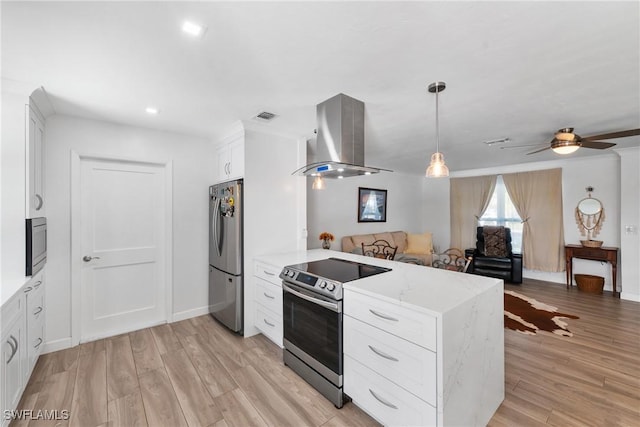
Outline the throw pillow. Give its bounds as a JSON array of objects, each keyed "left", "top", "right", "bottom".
[
  {"left": 483, "top": 226, "right": 508, "bottom": 257},
  {"left": 404, "top": 232, "right": 433, "bottom": 255}
]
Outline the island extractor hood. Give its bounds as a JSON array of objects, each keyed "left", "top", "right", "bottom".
[{"left": 293, "top": 93, "right": 391, "bottom": 178}]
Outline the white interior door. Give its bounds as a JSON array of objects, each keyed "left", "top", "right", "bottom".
[{"left": 79, "top": 158, "right": 166, "bottom": 341}]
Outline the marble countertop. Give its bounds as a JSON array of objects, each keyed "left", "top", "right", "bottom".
[{"left": 254, "top": 249, "right": 502, "bottom": 316}]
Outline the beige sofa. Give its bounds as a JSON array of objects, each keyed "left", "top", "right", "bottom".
[{"left": 341, "top": 231, "right": 433, "bottom": 266}]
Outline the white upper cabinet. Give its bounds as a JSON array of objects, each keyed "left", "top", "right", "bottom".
[
  {"left": 26, "top": 104, "right": 46, "bottom": 218},
  {"left": 216, "top": 137, "right": 244, "bottom": 182}
]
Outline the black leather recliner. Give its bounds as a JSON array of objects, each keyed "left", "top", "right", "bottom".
[{"left": 465, "top": 226, "right": 523, "bottom": 284}]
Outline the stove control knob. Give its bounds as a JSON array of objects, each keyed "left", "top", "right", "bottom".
[
  {"left": 326, "top": 283, "right": 336, "bottom": 292},
  {"left": 282, "top": 269, "right": 289, "bottom": 277},
  {"left": 287, "top": 270, "right": 295, "bottom": 278},
  {"left": 319, "top": 281, "right": 327, "bottom": 289}
]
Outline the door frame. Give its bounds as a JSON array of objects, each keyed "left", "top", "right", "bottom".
[{"left": 70, "top": 150, "right": 173, "bottom": 346}]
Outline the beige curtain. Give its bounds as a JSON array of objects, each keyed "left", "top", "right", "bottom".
[
  {"left": 503, "top": 168, "right": 565, "bottom": 272},
  {"left": 450, "top": 175, "right": 497, "bottom": 250}
]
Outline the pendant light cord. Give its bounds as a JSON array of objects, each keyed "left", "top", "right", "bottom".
[{"left": 435, "top": 87, "right": 440, "bottom": 153}]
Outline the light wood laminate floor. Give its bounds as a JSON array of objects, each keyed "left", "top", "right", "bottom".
[{"left": 12, "top": 279, "right": 640, "bottom": 426}]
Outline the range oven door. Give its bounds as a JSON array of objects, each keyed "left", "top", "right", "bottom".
[{"left": 282, "top": 281, "right": 343, "bottom": 386}]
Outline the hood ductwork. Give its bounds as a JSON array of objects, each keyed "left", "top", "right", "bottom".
[{"left": 293, "top": 93, "right": 391, "bottom": 178}]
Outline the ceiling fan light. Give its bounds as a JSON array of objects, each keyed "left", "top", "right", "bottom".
[
  {"left": 551, "top": 143, "right": 580, "bottom": 154},
  {"left": 426, "top": 152, "right": 449, "bottom": 177}
]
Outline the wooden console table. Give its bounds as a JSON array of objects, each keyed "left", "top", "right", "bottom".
[{"left": 565, "top": 244, "right": 619, "bottom": 297}]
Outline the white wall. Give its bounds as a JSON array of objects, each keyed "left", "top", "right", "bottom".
[
  {"left": 45, "top": 114, "right": 213, "bottom": 350},
  {"left": 307, "top": 172, "right": 428, "bottom": 250},
  {"left": 421, "top": 177, "right": 450, "bottom": 253},
  {"left": 616, "top": 147, "right": 640, "bottom": 302}
]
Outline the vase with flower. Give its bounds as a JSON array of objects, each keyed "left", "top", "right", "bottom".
[{"left": 319, "top": 232, "right": 334, "bottom": 249}]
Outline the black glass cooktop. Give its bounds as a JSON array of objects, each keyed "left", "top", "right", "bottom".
[{"left": 287, "top": 257, "right": 391, "bottom": 283}]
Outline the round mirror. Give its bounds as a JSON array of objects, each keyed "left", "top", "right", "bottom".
[
  {"left": 577, "top": 197, "right": 602, "bottom": 215},
  {"left": 575, "top": 196, "right": 605, "bottom": 241}
]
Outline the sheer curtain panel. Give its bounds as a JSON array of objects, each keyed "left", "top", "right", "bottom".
[{"left": 450, "top": 175, "right": 497, "bottom": 250}]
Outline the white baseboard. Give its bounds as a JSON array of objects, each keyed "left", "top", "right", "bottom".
[
  {"left": 620, "top": 292, "right": 640, "bottom": 302},
  {"left": 172, "top": 306, "right": 210, "bottom": 322},
  {"left": 43, "top": 337, "right": 73, "bottom": 354}
]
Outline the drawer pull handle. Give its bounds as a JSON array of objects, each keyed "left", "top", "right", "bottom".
[
  {"left": 34, "top": 338, "right": 43, "bottom": 349},
  {"left": 35, "top": 194, "right": 43, "bottom": 210},
  {"left": 369, "top": 389, "right": 398, "bottom": 409},
  {"left": 369, "top": 309, "right": 398, "bottom": 322},
  {"left": 33, "top": 280, "right": 42, "bottom": 289},
  {"left": 6, "top": 336, "right": 18, "bottom": 364},
  {"left": 368, "top": 345, "right": 399, "bottom": 362},
  {"left": 263, "top": 292, "right": 275, "bottom": 299},
  {"left": 33, "top": 307, "right": 43, "bottom": 315},
  {"left": 24, "top": 286, "right": 34, "bottom": 294},
  {"left": 263, "top": 319, "right": 275, "bottom": 327},
  {"left": 263, "top": 270, "right": 275, "bottom": 276}
]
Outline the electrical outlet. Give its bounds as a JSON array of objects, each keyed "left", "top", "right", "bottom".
[{"left": 624, "top": 225, "right": 637, "bottom": 234}]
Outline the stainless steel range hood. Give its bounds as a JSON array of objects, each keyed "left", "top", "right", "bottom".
[{"left": 293, "top": 93, "right": 391, "bottom": 178}]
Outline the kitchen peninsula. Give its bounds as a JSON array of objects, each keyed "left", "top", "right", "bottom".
[{"left": 252, "top": 249, "right": 504, "bottom": 426}]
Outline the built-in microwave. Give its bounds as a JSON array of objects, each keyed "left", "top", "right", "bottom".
[{"left": 26, "top": 217, "right": 47, "bottom": 276}]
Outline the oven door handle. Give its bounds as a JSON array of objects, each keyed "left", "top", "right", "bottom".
[{"left": 282, "top": 283, "right": 340, "bottom": 313}]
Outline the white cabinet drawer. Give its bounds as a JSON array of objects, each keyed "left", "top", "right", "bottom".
[
  {"left": 344, "top": 315, "right": 437, "bottom": 405},
  {"left": 345, "top": 356, "right": 436, "bottom": 427},
  {"left": 255, "top": 306, "right": 282, "bottom": 347},
  {"left": 344, "top": 289, "right": 437, "bottom": 351},
  {"left": 254, "top": 278, "right": 282, "bottom": 313},
  {"left": 254, "top": 262, "right": 281, "bottom": 285}
]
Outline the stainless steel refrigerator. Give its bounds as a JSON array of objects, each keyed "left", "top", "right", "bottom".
[{"left": 209, "top": 179, "right": 243, "bottom": 333}]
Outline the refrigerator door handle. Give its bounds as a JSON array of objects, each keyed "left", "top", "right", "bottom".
[{"left": 213, "top": 197, "right": 222, "bottom": 257}]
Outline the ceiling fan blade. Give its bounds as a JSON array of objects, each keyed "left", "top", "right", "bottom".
[
  {"left": 582, "top": 128, "right": 640, "bottom": 141},
  {"left": 526, "top": 146, "right": 552, "bottom": 155},
  {"left": 499, "top": 144, "right": 543, "bottom": 149},
  {"left": 580, "top": 140, "right": 617, "bottom": 149}
]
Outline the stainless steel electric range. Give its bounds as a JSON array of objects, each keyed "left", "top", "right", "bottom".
[{"left": 279, "top": 257, "right": 392, "bottom": 408}]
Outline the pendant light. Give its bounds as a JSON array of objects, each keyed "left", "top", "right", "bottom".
[
  {"left": 311, "top": 175, "right": 325, "bottom": 190},
  {"left": 426, "top": 81, "right": 450, "bottom": 178}
]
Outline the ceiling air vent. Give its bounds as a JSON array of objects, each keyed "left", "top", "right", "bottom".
[{"left": 254, "top": 111, "right": 277, "bottom": 122}]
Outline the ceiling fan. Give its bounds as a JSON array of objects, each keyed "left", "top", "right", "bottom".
[{"left": 526, "top": 127, "right": 640, "bottom": 155}]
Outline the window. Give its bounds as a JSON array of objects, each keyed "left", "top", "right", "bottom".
[{"left": 479, "top": 175, "right": 522, "bottom": 253}]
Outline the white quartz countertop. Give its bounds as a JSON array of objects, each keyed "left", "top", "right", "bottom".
[{"left": 254, "top": 249, "right": 502, "bottom": 316}]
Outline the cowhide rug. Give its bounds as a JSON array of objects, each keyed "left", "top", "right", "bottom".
[{"left": 504, "top": 290, "right": 579, "bottom": 336}]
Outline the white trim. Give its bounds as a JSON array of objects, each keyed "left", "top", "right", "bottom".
[
  {"left": 42, "top": 337, "right": 73, "bottom": 354},
  {"left": 70, "top": 150, "right": 173, "bottom": 346},
  {"left": 172, "top": 306, "right": 210, "bottom": 323},
  {"left": 450, "top": 152, "right": 617, "bottom": 178},
  {"left": 620, "top": 292, "right": 640, "bottom": 302},
  {"left": 165, "top": 161, "right": 174, "bottom": 323}
]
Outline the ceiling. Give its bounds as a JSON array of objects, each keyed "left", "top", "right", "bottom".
[{"left": 3, "top": 1, "right": 639, "bottom": 175}]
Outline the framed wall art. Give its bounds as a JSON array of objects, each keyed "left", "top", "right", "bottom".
[{"left": 358, "top": 187, "right": 387, "bottom": 223}]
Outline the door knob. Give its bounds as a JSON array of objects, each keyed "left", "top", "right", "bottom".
[{"left": 83, "top": 255, "right": 101, "bottom": 262}]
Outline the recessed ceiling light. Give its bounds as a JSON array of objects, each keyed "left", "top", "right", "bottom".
[
  {"left": 145, "top": 107, "right": 159, "bottom": 115},
  {"left": 182, "top": 21, "right": 206, "bottom": 37}
]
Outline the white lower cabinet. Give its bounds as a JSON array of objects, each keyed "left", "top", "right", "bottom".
[
  {"left": 1, "top": 270, "right": 46, "bottom": 427},
  {"left": 1, "top": 293, "right": 25, "bottom": 427},
  {"left": 253, "top": 261, "right": 283, "bottom": 347},
  {"left": 344, "top": 289, "right": 438, "bottom": 426},
  {"left": 25, "top": 278, "right": 45, "bottom": 377}
]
